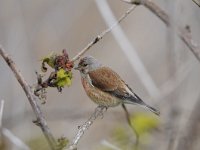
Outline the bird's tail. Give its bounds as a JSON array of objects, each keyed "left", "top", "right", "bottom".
[
  {"left": 126, "top": 93, "right": 160, "bottom": 116},
  {"left": 141, "top": 103, "right": 160, "bottom": 116}
]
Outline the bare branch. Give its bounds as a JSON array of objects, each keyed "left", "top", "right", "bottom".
[
  {"left": 71, "top": 5, "right": 137, "bottom": 62},
  {"left": 192, "top": 0, "right": 200, "bottom": 7},
  {"left": 0, "top": 47, "right": 56, "bottom": 150},
  {"left": 179, "top": 26, "right": 200, "bottom": 62},
  {"left": 101, "top": 140, "right": 122, "bottom": 150},
  {"left": 0, "top": 100, "right": 31, "bottom": 150},
  {"left": 176, "top": 95, "right": 200, "bottom": 150},
  {"left": 120, "top": 0, "right": 200, "bottom": 63},
  {"left": 2, "top": 128, "right": 31, "bottom": 150},
  {"left": 0, "top": 100, "right": 4, "bottom": 128},
  {"left": 0, "top": 100, "right": 5, "bottom": 146},
  {"left": 67, "top": 106, "right": 107, "bottom": 150}
]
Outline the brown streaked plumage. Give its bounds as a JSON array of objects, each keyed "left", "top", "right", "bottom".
[
  {"left": 89, "top": 67, "right": 123, "bottom": 91},
  {"left": 75, "top": 56, "right": 160, "bottom": 115}
]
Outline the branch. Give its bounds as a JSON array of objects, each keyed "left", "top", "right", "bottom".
[
  {"left": 0, "top": 100, "right": 5, "bottom": 146},
  {"left": 0, "top": 100, "right": 31, "bottom": 150},
  {"left": 176, "top": 95, "right": 200, "bottom": 150},
  {"left": 2, "top": 128, "right": 31, "bottom": 150},
  {"left": 101, "top": 140, "right": 122, "bottom": 150},
  {"left": 120, "top": 0, "right": 200, "bottom": 63},
  {"left": 193, "top": 0, "right": 200, "bottom": 7},
  {"left": 71, "top": 5, "right": 137, "bottom": 62},
  {"left": 67, "top": 106, "right": 107, "bottom": 150},
  {"left": 121, "top": 104, "right": 139, "bottom": 147},
  {"left": 0, "top": 100, "right": 4, "bottom": 128},
  {"left": 179, "top": 25, "right": 200, "bottom": 62},
  {"left": 0, "top": 47, "right": 57, "bottom": 150}
]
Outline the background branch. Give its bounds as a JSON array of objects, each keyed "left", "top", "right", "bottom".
[
  {"left": 0, "top": 100, "right": 31, "bottom": 150},
  {"left": 192, "top": 0, "right": 200, "bottom": 7},
  {"left": 121, "top": 0, "right": 200, "bottom": 63},
  {"left": 0, "top": 100, "right": 5, "bottom": 146},
  {"left": 101, "top": 140, "right": 122, "bottom": 150},
  {"left": 0, "top": 100, "right": 4, "bottom": 128},
  {"left": 0, "top": 47, "right": 56, "bottom": 150},
  {"left": 176, "top": 95, "right": 200, "bottom": 150},
  {"left": 2, "top": 128, "right": 31, "bottom": 150}
]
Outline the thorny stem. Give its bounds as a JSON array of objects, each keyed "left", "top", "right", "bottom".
[
  {"left": 0, "top": 47, "right": 57, "bottom": 150},
  {"left": 67, "top": 106, "right": 107, "bottom": 150},
  {"left": 122, "top": 104, "right": 139, "bottom": 148},
  {"left": 71, "top": 5, "right": 137, "bottom": 62}
]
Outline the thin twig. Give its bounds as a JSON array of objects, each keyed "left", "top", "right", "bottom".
[
  {"left": 71, "top": 5, "right": 137, "bottom": 62},
  {"left": 192, "top": 0, "right": 200, "bottom": 7},
  {"left": 0, "top": 47, "right": 57, "bottom": 150},
  {"left": 120, "top": 0, "right": 200, "bottom": 63},
  {"left": 67, "top": 106, "right": 107, "bottom": 150},
  {"left": 179, "top": 26, "right": 200, "bottom": 62},
  {"left": 121, "top": 104, "right": 139, "bottom": 148}
]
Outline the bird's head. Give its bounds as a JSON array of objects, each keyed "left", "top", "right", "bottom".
[{"left": 74, "top": 56, "right": 102, "bottom": 74}]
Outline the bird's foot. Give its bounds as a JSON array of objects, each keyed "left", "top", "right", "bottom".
[{"left": 95, "top": 106, "right": 108, "bottom": 119}]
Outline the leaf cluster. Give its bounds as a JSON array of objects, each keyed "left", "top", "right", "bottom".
[{"left": 34, "top": 50, "right": 74, "bottom": 103}]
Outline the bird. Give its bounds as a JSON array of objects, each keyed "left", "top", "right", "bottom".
[{"left": 75, "top": 56, "right": 160, "bottom": 115}]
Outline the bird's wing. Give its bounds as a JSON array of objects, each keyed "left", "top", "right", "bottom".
[
  {"left": 88, "top": 67, "right": 132, "bottom": 99},
  {"left": 88, "top": 67, "right": 120, "bottom": 91}
]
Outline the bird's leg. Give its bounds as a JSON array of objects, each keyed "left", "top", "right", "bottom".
[{"left": 94, "top": 106, "right": 108, "bottom": 119}]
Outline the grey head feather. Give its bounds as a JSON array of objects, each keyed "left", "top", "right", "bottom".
[{"left": 78, "top": 56, "right": 102, "bottom": 72}]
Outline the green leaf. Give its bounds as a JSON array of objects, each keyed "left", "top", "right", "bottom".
[
  {"left": 27, "top": 136, "right": 49, "bottom": 150},
  {"left": 130, "top": 112, "right": 159, "bottom": 136},
  {"left": 112, "top": 127, "right": 130, "bottom": 149},
  {"left": 55, "top": 69, "right": 72, "bottom": 87},
  {"left": 41, "top": 52, "right": 57, "bottom": 72}
]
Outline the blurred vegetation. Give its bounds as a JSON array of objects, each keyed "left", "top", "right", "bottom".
[
  {"left": 27, "top": 136, "right": 69, "bottom": 150},
  {"left": 27, "top": 136, "right": 50, "bottom": 150},
  {"left": 98, "top": 112, "right": 160, "bottom": 150},
  {"left": 25, "top": 112, "right": 159, "bottom": 150},
  {"left": 56, "top": 136, "right": 69, "bottom": 150}
]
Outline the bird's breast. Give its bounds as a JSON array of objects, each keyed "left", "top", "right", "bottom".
[{"left": 81, "top": 77, "right": 121, "bottom": 107}]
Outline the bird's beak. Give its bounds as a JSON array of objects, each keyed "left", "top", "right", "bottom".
[{"left": 74, "top": 65, "right": 81, "bottom": 70}]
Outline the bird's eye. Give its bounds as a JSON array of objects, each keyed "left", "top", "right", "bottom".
[{"left": 82, "top": 63, "right": 88, "bottom": 67}]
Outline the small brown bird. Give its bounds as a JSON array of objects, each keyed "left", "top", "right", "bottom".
[{"left": 75, "top": 56, "right": 160, "bottom": 115}]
